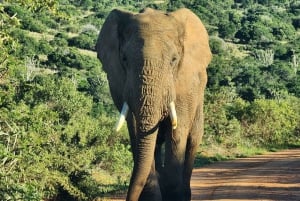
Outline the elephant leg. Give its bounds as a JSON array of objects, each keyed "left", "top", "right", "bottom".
[
  {"left": 162, "top": 124, "right": 189, "bottom": 201},
  {"left": 183, "top": 106, "right": 203, "bottom": 201},
  {"left": 155, "top": 140, "right": 164, "bottom": 175},
  {"left": 155, "top": 123, "right": 167, "bottom": 174},
  {"left": 139, "top": 161, "right": 162, "bottom": 201}
]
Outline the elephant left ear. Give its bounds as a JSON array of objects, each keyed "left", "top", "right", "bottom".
[{"left": 170, "top": 8, "right": 212, "bottom": 71}]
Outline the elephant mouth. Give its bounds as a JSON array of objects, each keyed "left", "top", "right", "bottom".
[{"left": 115, "top": 101, "right": 177, "bottom": 132}]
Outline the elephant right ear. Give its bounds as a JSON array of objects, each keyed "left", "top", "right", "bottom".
[
  {"left": 170, "top": 8, "right": 212, "bottom": 72},
  {"left": 96, "top": 9, "right": 133, "bottom": 110}
]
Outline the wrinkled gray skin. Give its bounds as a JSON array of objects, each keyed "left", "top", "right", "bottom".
[{"left": 96, "top": 8, "right": 212, "bottom": 201}]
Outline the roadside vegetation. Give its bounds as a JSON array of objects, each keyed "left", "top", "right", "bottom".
[{"left": 1, "top": 0, "right": 299, "bottom": 200}]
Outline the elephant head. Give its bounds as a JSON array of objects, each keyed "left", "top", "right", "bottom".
[{"left": 96, "top": 8, "right": 211, "bottom": 201}]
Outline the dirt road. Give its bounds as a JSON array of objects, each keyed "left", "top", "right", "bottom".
[
  {"left": 106, "top": 149, "right": 300, "bottom": 201},
  {"left": 191, "top": 149, "right": 300, "bottom": 201}
]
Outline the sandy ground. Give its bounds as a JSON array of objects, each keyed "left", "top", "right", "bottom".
[{"left": 105, "top": 149, "right": 300, "bottom": 201}]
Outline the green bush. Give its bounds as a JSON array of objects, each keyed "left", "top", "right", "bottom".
[
  {"left": 37, "top": 12, "right": 58, "bottom": 29},
  {"left": 204, "top": 87, "right": 243, "bottom": 148},
  {"left": 10, "top": 29, "right": 40, "bottom": 58},
  {"left": 209, "top": 36, "right": 227, "bottom": 55},
  {"left": 46, "top": 47, "right": 100, "bottom": 71},
  {"left": 235, "top": 97, "right": 300, "bottom": 146},
  {"left": 204, "top": 87, "right": 300, "bottom": 148},
  {"left": 21, "top": 15, "right": 47, "bottom": 33},
  {"left": 0, "top": 75, "right": 132, "bottom": 200},
  {"left": 49, "top": 36, "right": 69, "bottom": 47},
  {"left": 68, "top": 32, "right": 97, "bottom": 50},
  {"left": 38, "top": 38, "right": 53, "bottom": 55},
  {"left": 218, "top": 20, "right": 238, "bottom": 39}
]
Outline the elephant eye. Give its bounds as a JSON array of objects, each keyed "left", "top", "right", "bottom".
[{"left": 170, "top": 56, "right": 178, "bottom": 67}]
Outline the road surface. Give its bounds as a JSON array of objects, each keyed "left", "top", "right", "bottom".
[{"left": 106, "top": 149, "right": 300, "bottom": 201}]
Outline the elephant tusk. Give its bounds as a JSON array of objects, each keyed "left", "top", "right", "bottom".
[
  {"left": 169, "top": 101, "right": 177, "bottom": 130},
  {"left": 115, "top": 102, "right": 129, "bottom": 132}
]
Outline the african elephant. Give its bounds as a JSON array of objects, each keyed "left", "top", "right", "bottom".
[{"left": 96, "top": 8, "right": 212, "bottom": 201}]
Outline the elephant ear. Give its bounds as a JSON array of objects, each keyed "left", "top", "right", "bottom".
[
  {"left": 170, "top": 8, "right": 212, "bottom": 72},
  {"left": 96, "top": 9, "right": 133, "bottom": 110}
]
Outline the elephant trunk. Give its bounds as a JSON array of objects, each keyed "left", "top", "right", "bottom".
[
  {"left": 126, "top": 93, "right": 160, "bottom": 201},
  {"left": 124, "top": 61, "right": 177, "bottom": 200},
  {"left": 126, "top": 129, "right": 158, "bottom": 201},
  {"left": 137, "top": 86, "right": 161, "bottom": 133},
  {"left": 136, "top": 61, "right": 172, "bottom": 132}
]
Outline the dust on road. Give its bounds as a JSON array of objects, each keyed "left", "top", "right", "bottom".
[{"left": 105, "top": 149, "right": 300, "bottom": 201}]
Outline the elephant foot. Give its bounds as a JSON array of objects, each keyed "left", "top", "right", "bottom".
[
  {"left": 139, "top": 171, "right": 162, "bottom": 201},
  {"left": 139, "top": 192, "right": 161, "bottom": 201}
]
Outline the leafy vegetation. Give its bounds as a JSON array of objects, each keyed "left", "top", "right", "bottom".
[{"left": 1, "top": 0, "right": 299, "bottom": 200}]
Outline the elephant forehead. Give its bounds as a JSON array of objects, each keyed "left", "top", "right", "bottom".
[{"left": 133, "top": 13, "right": 179, "bottom": 34}]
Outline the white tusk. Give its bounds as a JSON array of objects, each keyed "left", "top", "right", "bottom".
[
  {"left": 115, "top": 102, "right": 129, "bottom": 132},
  {"left": 169, "top": 101, "right": 177, "bottom": 130}
]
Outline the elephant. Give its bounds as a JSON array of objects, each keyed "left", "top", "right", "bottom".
[{"left": 96, "top": 7, "right": 212, "bottom": 201}]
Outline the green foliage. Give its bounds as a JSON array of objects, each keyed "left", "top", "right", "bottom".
[
  {"left": 46, "top": 47, "right": 100, "bottom": 71},
  {"left": 0, "top": 4, "right": 20, "bottom": 72},
  {"left": 204, "top": 87, "right": 243, "bottom": 148},
  {"left": 204, "top": 87, "right": 300, "bottom": 151},
  {"left": 236, "top": 97, "right": 300, "bottom": 146},
  {"left": 5, "top": 0, "right": 57, "bottom": 12},
  {"left": 0, "top": 74, "right": 131, "bottom": 200},
  {"left": 68, "top": 32, "right": 98, "bottom": 50},
  {"left": 209, "top": 36, "right": 227, "bottom": 55}
]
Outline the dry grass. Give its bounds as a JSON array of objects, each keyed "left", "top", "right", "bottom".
[
  {"left": 78, "top": 48, "right": 97, "bottom": 58},
  {"left": 227, "top": 42, "right": 249, "bottom": 58},
  {"left": 28, "top": 31, "right": 54, "bottom": 41}
]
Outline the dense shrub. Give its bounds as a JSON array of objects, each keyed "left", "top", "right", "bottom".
[
  {"left": 68, "top": 32, "right": 97, "bottom": 50},
  {"left": 240, "top": 98, "right": 300, "bottom": 146},
  {"left": 20, "top": 14, "right": 47, "bottom": 33},
  {"left": 0, "top": 75, "right": 131, "bottom": 200},
  {"left": 38, "top": 38, "right": 53, "bottom": 55},
  {"left": 209, "top": 36, "right": 227, "bottom": 55},
  {"left": 10, "top": 29, "right": 40, "bottom": 58},
  {"left": 204, "top": 87, "right": 243, "bottom": 148},
  {"left": 205, "top": 87, "right": 300, "bottom": 148},
  {"left": 46, "top": 47, "right": 99, "bottom": 71},
  {"left": 37, "top": 12, "right": 58, "bottom": 29},
  {"left": 50, "top": 35, "right": 69, "bottom": 47}
]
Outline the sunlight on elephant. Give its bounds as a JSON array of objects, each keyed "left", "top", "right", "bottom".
[{"left": 96, "top": 7, "right": 212, "bottom": 201}]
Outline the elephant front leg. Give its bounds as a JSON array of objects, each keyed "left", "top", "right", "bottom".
[
  {"left": 155, "top": 122, "right": 167, "bottom": 175},
  {"left": 162, "top": 125, "right": 189, "bottom": 201},
  {"left": 183, "top": 105, "right": 204, "bottom": 201},
  {"left": 182, "top": 133, "right": 201, "bottom": 201},
  {"left": 139, "top": 161, "right": 162, "bottom": 201}
]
